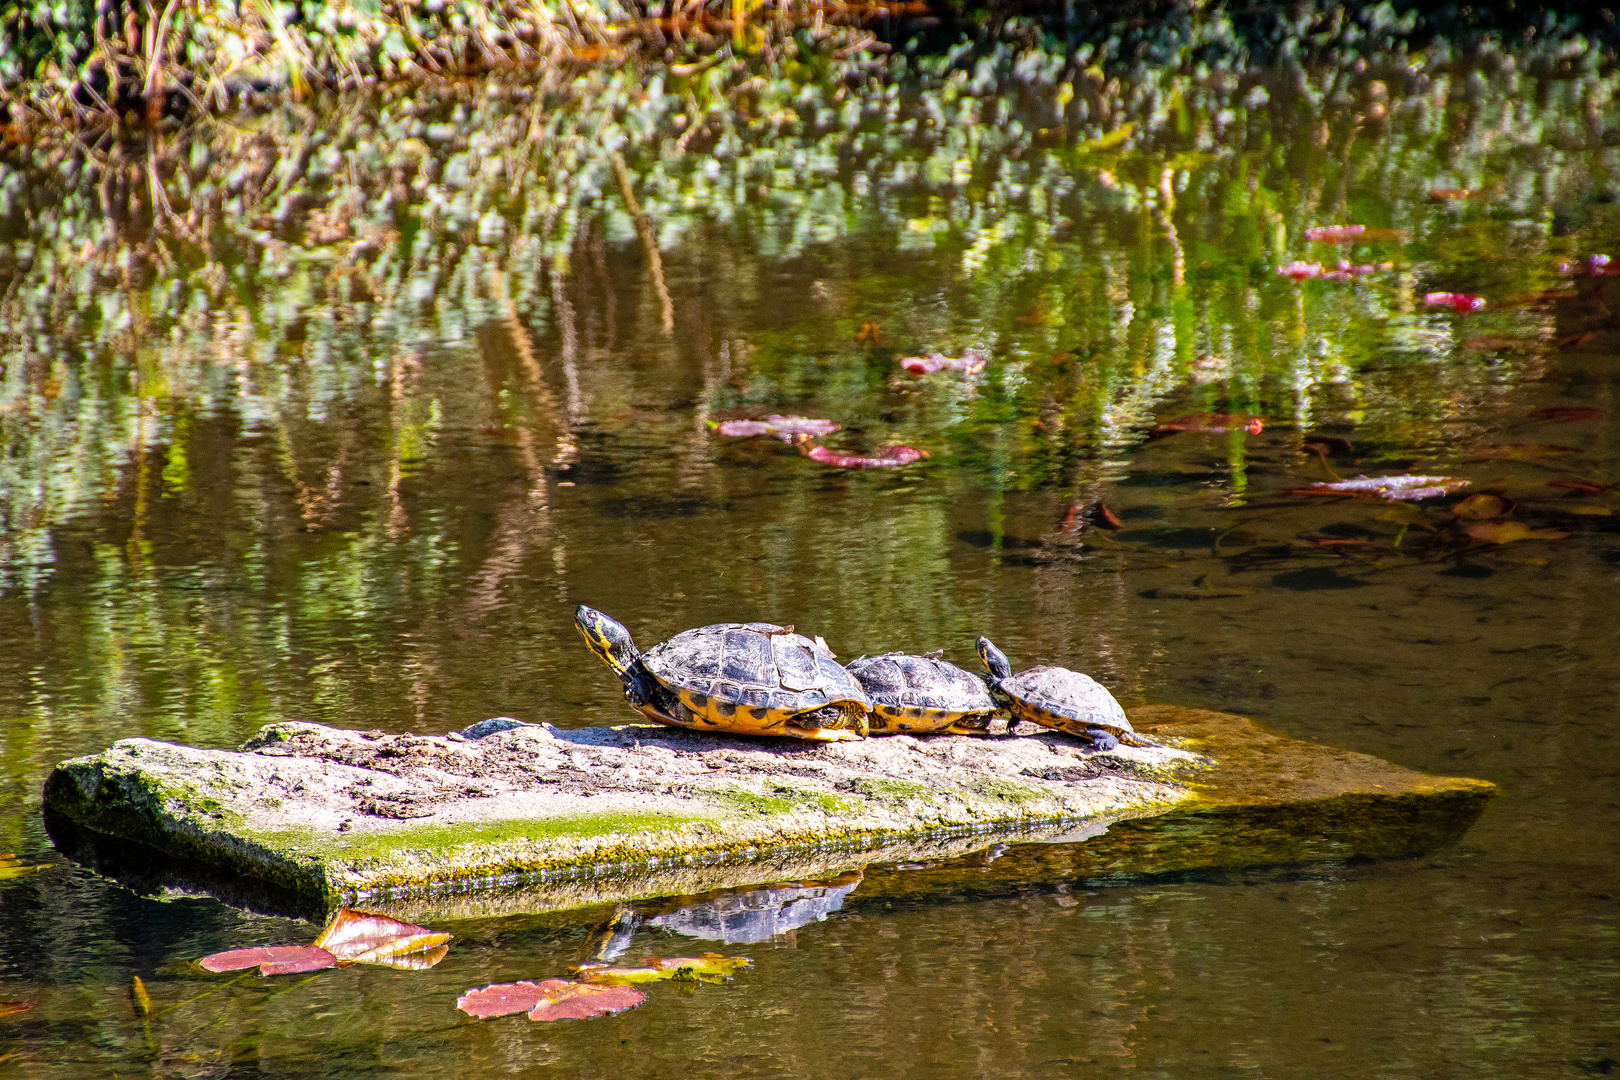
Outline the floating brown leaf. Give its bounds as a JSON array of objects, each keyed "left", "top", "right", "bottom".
[
  {"left": 312, "top": 908, "right": 452, "bottom": 968},
  {"left": 1452, "top": 494, "right": 1514, "bottom": 520},
  {"left": 1467, "top": 522, "right": 1570, "bottom": 544},
  {"left": 198, "top": 945, "right": 338, "bottom": 976},
  {"left": 1468, "top": 444, "right": 1582, "bottom": 460},
  {"left": 0, "top": 1002, "right": 33, "bottom": 1020},
  {"left": 1548, "top": 479, "right": 1605, "bottom": 494},
  {"left": 574, "top": 954, "right": 752, "bottom": 985},
  {"left": 1529, "top": 407, "right": 1605, "bottom": 422}
]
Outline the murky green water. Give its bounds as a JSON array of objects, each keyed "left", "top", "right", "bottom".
[{"left": 2, "top": 43, "right": 1620, "bottom": 1076}]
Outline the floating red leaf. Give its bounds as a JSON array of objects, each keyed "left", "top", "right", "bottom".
[
  {"left": 1548, "top": 479, "right": 1605, "bottom": 494},
  {"left": 1275, "top": 261, "right": 1322, "bottom": 280},
  {"left": 528, "top": 980, "right": 646, "bottom": 1021},
  {"left": 1284, "top": 474, "right": 1468, "bottom": 500},
  {"left": 312, "top": 908, "right": 452, "bottom": 968},
  {"left": 458, "top": 980, "right": 548, "bottom": 1019},
  {"left": 1529, "top": 407, "right": 1605, "bottom": 422},
  {"left": 199, "top": 945, "right": 338, "bottom": 976},
  {"left": 1424, "top": 292, "right": 1486, "bottom": 312},
  {"left": 805, "top": 446, "right": 925, "bottom": 469},
  {"left": 1155, "top": 413, "right": 1264, "bottom": 434},
  {"left": 1468, "top": 444, "right": 1582, "bottom": 460}
]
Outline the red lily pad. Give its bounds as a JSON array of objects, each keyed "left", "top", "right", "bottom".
[
  {"left": 312, "top": 908, "right": 452, "bottom": 969},
  {"left": 805, "top": 446, "right": 925, "bottom": 469},
  {"left": 1424, "top": 292, "right": 1486, "bottom": 312},
  {"left": 1529, "top": 407, "right": 1605, "bottom": 422},
  {"left": 1467, "top": 444, "right": 1582, "bottom": 460},
  {"left": 1548, "top": 479, "right": 1605, "bottom": 494},
  {"left": 199, "top": 945, "right": 338, "bottom": 976},
  {"left": 1284, "top": 474, "right": 1469, "bottom": 501},
  {"left": 1467, "top": 522, "right": 1570, "bottom": 544},
  {"left": 1155, "top": 414, "right": 1264, "bottom": 434}
]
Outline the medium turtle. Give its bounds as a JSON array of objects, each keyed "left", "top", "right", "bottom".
[
  {"left": 575, "top": 606, "right": 870, "bottom": 741},
  {"left": 845, "top": 651, "right": 996, "bottom": 735},
  {"left": 976, "top": 636, "right": 1159, "bottom": 751}
]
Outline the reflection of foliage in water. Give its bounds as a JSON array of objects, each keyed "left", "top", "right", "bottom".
[{"left": 0, "top": 44, "right": 1617, "bottom": 755}]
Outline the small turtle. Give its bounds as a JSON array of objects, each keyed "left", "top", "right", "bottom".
[
  {"left": 845, "top": 651, "right": 996, "bottom": 735},
  {"left": 976, "top": 636, "right": 1158, "bottom": 751},
  {"left": 576, "top": 606, "right": 870, "bottom": 741}
]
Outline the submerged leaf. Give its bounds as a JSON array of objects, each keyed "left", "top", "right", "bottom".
[
  {"left": 1468, "top": 444, "right": 1582, "bottom": 460},
  {"left": 0, "top": 854, "right": 50, "bottom": 880},
  {"left": 199, "top": 945, "right": 337, "bottom": 975},
  {"left": 1452, "top": 494, "right": 1514, "bottom": 520},
  {"left": 131, "top": 976, "right": 152, "bottom": 1016},
  {"left": 805, "top": 445, "right": 924, "bottom": 469},
  {"left": 0, "top": 1002, "right": 33, "bottom": 1020},
  {"left": 1467, "top": 522, "right": 1570, "bottom": 544},
  {"left": 313, "top": 908, "right": 452, "bottom": 967},
  {"left": 575, "top": 954, "right": 752, "bottom": 985},
  {"left": 1548, "top": 479, "right": 1605, "bottom": 494},
  {"left": 1528, "top": 407, "right": 1605, "bottom": 422},
  {"left": 1285, "top": 474, "right": 1469, "bottom": 500},
  {"left": 1154, "top": 413, "right": 1264, "bottom": 434},
  {"left": 528, "top": 980, "right": 645, "bottom": 1021}
]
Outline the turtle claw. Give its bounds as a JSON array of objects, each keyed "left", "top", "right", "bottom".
[{"left": 1084, "top": 726, "right": 1121, "bottom": 752}]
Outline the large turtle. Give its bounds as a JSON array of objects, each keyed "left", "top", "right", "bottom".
[
  {"left": 845, "top": 651, "right": 996, "bottom": 735},
  {"left": 575, "top": 606, "right": 870, "bottom": 741},
  {"left": 976, "top": 636, "right": 1159, "bottom": 751}
]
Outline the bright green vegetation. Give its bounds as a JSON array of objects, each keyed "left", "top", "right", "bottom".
[
  {"left": 852, "top": 779, "right": 934, "bottom": 802},
  {"left": 248, "top": 809, "right": 710, "bottom": 861}
]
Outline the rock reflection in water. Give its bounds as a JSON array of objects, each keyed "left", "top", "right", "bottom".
[{"left": 644, "top": 873, "right": 863, "bottom": 946}]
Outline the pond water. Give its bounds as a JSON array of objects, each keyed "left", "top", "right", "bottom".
[{"left": 2, "top": 41, "right": 1619, "bottom": 1077}]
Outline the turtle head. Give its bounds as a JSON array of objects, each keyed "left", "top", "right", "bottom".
[
  {"left": 976, "top": 636, "right": 1012, "bottom": 682},
  {"left": 575, "top": 606, "right": 641, "bottom": 683}
]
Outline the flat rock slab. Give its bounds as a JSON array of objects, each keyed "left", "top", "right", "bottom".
[{"left": 42, "top": 707, "right": 1493, "bottom": 920}]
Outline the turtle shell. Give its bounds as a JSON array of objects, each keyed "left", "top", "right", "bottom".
[
  {"left": 846, "top": 653, "right": 995, "bottom": 735},
  {"left": 996, "top": 665, "right": 1134, "bottom": 740},
  {"left": 642, "top": 622, "right": 870, "bottom": 741}
]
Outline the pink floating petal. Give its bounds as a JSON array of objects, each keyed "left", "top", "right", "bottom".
[
  {"left": 199, "top": 945, "right": 338, "bottom": 976},
  {"left": 898, "top": 353, "right": 984, "bottom": 375},
  {"left": 1304, "top": 225, "right": 1366, "bottom": 242},
  {"left": 806, "top": 445, "right": 924, "bottom": 469},
  {"left": 1275, "top": 261, "right": 1322, "bottom": 280},
  {"left": 1424, "top": 292, "right": 1486, "bottom": 312}
]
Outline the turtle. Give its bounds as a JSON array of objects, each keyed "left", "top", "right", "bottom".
[
  {"left": 575, "top": 606, "right": 870, "bottom": 741},
  {"left": 845, "top": 651, "right": 996, "bottom": 735},
  {"left": 975, "top": 636, "right": 1159, "bottom": 751}
]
